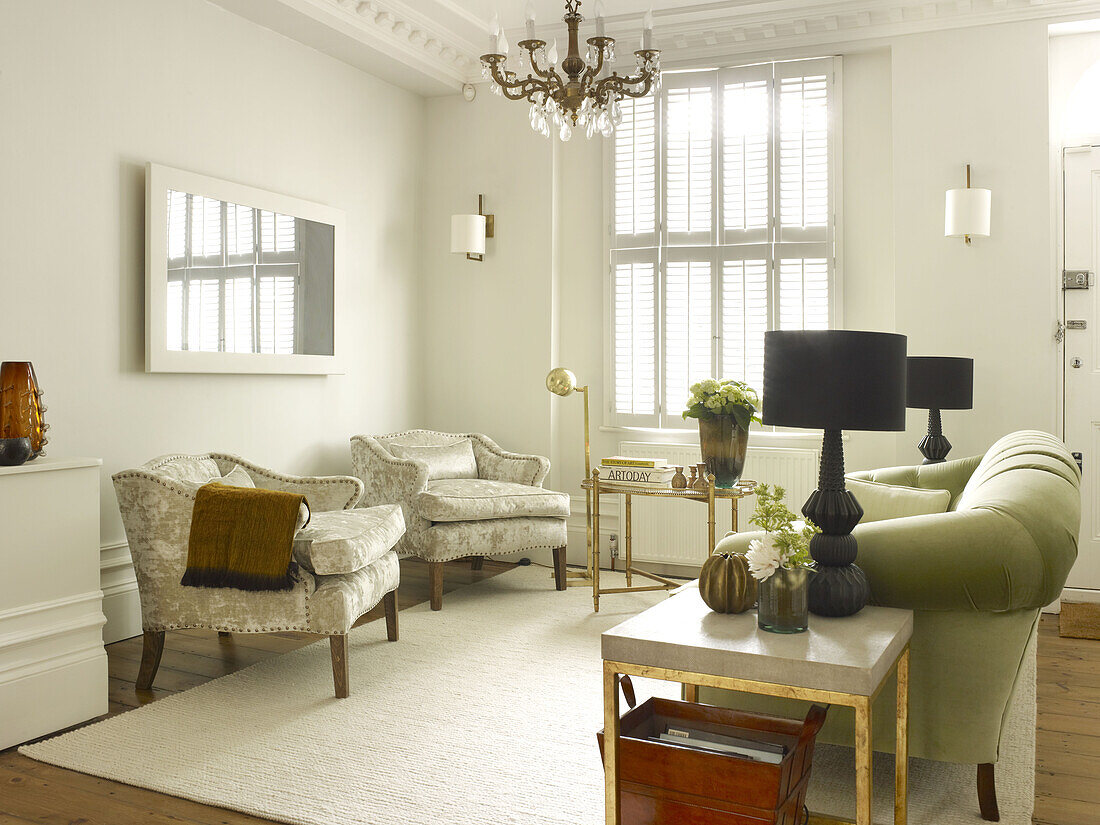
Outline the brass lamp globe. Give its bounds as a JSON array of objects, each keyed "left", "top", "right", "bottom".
[{"left": 546, "top": 367, "right": 579, "bottom": 397}]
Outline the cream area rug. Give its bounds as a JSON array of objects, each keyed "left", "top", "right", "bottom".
[{"left": 22, "top": 566, "right": 1034, "bottom": 825}]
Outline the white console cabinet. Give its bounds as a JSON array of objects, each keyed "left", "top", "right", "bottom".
[{"left": 0, "top": 457, "right": 107, "bottom": 749}]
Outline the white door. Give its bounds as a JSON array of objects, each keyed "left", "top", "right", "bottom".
[{"left": 1063, "top": 146, "right": 1100, "bottom": 591}]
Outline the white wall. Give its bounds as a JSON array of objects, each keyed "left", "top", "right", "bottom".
[
  {"left": 0, "top": 0, "right": 424, "bottom": 635},
  {"left": 891, "top": 22, "right": 1057, "bottom": 458}
]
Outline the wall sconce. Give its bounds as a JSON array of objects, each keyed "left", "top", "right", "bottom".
[
  {"left": 450, "top": 195, "right": 495, "bottom": 262},
  {"left": 945, "top": 164, "right": 991, "bottom": 246}
]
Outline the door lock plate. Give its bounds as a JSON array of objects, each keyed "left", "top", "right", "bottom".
[
  {"left": 1068, "top": 320, "right": 1088, "bottom": 330},
  {"left": 1064, "top": 270, "right": 1093, "bottom": 289}
]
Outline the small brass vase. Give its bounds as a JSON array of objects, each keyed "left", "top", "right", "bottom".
[
  {"left": 757, "top": 566, "right": 812, "bottom": 634},
  {"left": 698, "top": 415, "right": 749, "bottom": 488}
]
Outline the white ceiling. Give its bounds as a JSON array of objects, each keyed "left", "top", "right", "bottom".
[{"left": 211, "top": 0, "right": 1100, "bottom": 95}]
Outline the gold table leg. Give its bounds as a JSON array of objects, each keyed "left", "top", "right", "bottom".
[
  {"left": 592, "top": 471, "right": 601, "bottom": 613},
  {"left": 603, "top": 662, "right": 620, "bottom": 825},
  {"left": 625, "top": 493, "right": 632, "bottom": 588},
  {"left": 732, "top": 496, "right": 738, "bottom": 534},
  {"left": 896, "top": 647, "right": 910, "bottom": 825},
  {"left": 855, "top": 695, "right": 873, "bottom": 825},
  {"left": 707, "top": 475, "right": 716, "bottom": 553},
  {"left": 683, "top": 683, "right": 698, "bottom": 702}
]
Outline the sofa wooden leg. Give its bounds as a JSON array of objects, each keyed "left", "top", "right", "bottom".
[
  {"left": 977, "top": 763, "right": 999, "bottom": 821},
  {"left": 136, "top": 630, "right": 165, "bottom": 691},
  {"left": 471, "top": 555, "right": 484, "bottom": 571},
  {"left": 429, "top": 561, "right": 443, "bottom": 611},
  {"left": 552, "top": 546, "right": 567, "bottom": 591},
  {"left": 330, "top": 635, "right": 349, "bottom": 698},
  {"left": 384, "top": 589, "right": 399, "bottom": 641}
]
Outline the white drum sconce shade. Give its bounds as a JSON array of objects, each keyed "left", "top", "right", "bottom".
[
  {"left": 450, "top": 194, "right": 495, "bottom": 262},
  {"left": 945, "top": 164, "right": 991, "bottom": 245}
]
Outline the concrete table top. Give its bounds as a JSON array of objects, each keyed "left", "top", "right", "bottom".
[{"left": 602, "top": 588, "right": 913, "bottom": 696}]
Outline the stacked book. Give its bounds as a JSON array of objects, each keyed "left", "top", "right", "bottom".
[
  {"left": 653, "top": 726, "right": 787, "bottom": 764},
  {"left": 599, "top": 456, "right": 675, "bottom": 487}
]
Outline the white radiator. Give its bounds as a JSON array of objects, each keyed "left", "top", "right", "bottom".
[{"left": 616, "top": 440, "right": 820, "bottom": 568}]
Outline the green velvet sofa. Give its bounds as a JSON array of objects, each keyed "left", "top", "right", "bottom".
[{"left": 705, "top": 430, "right": 1080, "bottom": 821}]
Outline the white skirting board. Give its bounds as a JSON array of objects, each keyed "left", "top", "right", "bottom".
[
  {"left": 0, "top": 591, "right": 108, "bottom": 750},
  {"left": 100, "top": 542, "right": 142, "bottom": 643}
]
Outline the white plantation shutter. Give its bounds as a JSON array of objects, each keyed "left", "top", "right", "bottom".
[
  {"left": 608, "top": 58, "right": 836, "bottom": 428},
  {"left": 663, "top": 256, "right": 713, "bottom": 425},
  {"left": 612, "top": 95, "right": 657, "bottom": 246},
  {"left": 165, "top": 192, "right": 301, "bottom": 355},
  {"left": 611, "top": 253, "right": 658, "bottom": 419},
  {"left": 187, "top": 278, "right": 220, "bottom": 352},
  {"left": 664, "top": 75, "right": 715, "bottom": 243},
  {"left": 777, "top": 60, "right": 830, "bottom": 241},
  {"left": 720, "top": 253, "right": 770, "bottom": 395},
  {"left": 720, "top": 64, "right": 771, "bottom": 244},
  {"left": 261, "top": 211, "right": 297, "bottom": 256},
  {"left": 224, "top": 275, "right": 254, "bottom": 353},
  {"left": 778, "top": 256, "right": 830, "bottom": 330},
  {"left": 259, "top": 272, "right": 297, "bottom": 354}
]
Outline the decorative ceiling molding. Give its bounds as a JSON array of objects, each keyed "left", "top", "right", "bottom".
[{"left": 213, "top": 0, "right": 1100, "bottom": 94}]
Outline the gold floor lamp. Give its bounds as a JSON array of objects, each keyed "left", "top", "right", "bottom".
[{"left": 546, "top": 367, "right": 595, "bottom": 584}]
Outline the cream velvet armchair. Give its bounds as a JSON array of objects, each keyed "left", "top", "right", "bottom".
[
  {"left": 350, "top": 430, "right": 570, "bottom": 610},
  {"left": 113, "top": 453, "right": 405, "bottom": 698}
]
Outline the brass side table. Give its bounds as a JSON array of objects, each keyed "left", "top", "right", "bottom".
[
  {"left": 581, "top": 470, "right": 755, "bottom": 612},
  {"left": 601, "top": 590, "right": 913, "bottom": 825}
]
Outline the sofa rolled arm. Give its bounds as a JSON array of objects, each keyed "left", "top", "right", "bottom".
[
  {"left": 715, "top": 506, "right": 1061, "bottom": 613},
  {"left": 210, "top": 453, "right": 362, "bottom": 512},
  {"left": 468, "top": 433, "right": 550, "bottom": 486}
]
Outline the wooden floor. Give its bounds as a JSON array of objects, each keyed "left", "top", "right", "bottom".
[{"left": 1, "top": 558, "right": 1098, "bottom": 825}]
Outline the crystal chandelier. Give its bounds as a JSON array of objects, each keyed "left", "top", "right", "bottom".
[{"left": 480, "top": 0, "right": 661, "bottom": 141}]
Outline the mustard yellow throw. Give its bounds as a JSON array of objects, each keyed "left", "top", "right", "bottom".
[{"left": 182, "top": 483, "right": 308, "bottom": 591}]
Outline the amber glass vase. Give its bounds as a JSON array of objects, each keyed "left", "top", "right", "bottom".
[
  {"left": 0, "top": 362, "right": 47, "bottom": 459},
  {"left": 698, "top": 415, "right": 749, "bottom": 488}
]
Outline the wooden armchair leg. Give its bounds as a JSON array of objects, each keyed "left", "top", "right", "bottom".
[
  {"left": 384, "top": 589, "right": 399, "bottom": 641},
  {"left": 429, "top": 561, "right": 443, "bottom": 611},
  {"left": 471, "top": 556, "right": 484, "bottom": 571},
  {"left": 136, "top": 630, "right": 165, "bottom": 690},
  {"left": 977, "top": 763, "right": 999, "bottom": 821},
  {"left": 330, "top": 634, "right": 349, "bottom": 699},
  {"left": 552, "top": 546, "right": 567, "bottom": 591}
]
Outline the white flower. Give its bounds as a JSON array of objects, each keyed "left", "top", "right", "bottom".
[{"left": 746, "top": 534, "right": 782, "bottom": 581}]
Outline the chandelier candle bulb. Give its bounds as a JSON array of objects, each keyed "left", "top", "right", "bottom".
[
  {"left": 595, "top": 0, "right": 605, "bottom": 36},
  {"left": 642, "top": 9, "right": 653, "bottom": 49},
  {"left": 525, "top": 1, "right": 536, "bottom": 40}
]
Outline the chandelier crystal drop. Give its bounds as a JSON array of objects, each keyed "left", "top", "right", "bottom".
[{"left": 481, "top": 0, "right": 660, "bottom": 141}]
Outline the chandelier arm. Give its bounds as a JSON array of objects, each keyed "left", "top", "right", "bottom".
[
  {"left": 595, "top": 71, "right": 655, "bottom": 100},
  {"left": 520, "top": 41, "right": 556, "bottom": 81},
  {"left": 486, "top": 59, "right": 541, "bottom": 100}
]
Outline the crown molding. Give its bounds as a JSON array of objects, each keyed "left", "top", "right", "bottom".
[{"left": 214, "top": 0, "right": 1100, "bottom": 93}]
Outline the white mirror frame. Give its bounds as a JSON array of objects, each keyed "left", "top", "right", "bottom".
[{"left": 145, "top": 162, "right": 346, "bottom": 375}]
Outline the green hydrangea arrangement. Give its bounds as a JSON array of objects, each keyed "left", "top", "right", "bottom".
[
  {"left": 745, "top": 483, "right": 818, "bottom": 580},
  {"left": 682, "top": 378, "right": 762, "bottom": 431}
]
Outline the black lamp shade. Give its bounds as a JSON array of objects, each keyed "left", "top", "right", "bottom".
[
  {"left": 762, "top": 330, "right": 908, "bottom": 431},
  {"left": 906, "top": 356, "right": 973, "bottom": 410}
]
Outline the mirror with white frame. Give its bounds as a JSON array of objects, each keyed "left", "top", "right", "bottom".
[{"left": 145, "top": 163, "right": 345, "bottom": 374}]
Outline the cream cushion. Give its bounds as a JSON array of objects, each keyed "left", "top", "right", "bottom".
[
  {"left": 845, "top": 477, "right": 952, "bottom": 523},
  {"left": 388, "top": 440, "right": 478, "bottom": 480},
  {"left": 293, "top": 504, "right": 406, "bottom": 575},
  {"left": 417, "top": 479, "right": 570, "bottom": 523}
]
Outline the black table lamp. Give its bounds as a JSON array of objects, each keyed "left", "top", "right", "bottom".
[
  {"left": 906, "top": 356, "right": 974, "bottom": 464},
  {"left": 763, "top": 330, "right": 908, "bottom": 617}
]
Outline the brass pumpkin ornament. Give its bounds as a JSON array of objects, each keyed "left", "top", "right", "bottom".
[{"left": 699, "top": 552, "right": 757, "bottom": 614}]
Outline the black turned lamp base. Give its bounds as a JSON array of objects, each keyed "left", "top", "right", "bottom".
[
  {"left": 803, "top": 430, "right": 869, "bottom": 617},
  {"left": 918, "top": 408, "right": 951, "bottom": 464}
]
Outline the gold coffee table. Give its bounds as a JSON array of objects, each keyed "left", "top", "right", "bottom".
[{"left": 581, "top": 470, "right": 755, "bottom": 612}]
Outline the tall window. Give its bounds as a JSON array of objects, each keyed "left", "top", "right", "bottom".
[
  {"left": 609, "top": 58, "right": 837, "bottom": 428},
  {"left": 166, "top": 190, "right": 300, "bottom": 355}
]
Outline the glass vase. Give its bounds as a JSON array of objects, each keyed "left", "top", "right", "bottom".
[
  {"left": 757, "top": 566, "right": 812, "bottom": 634},
  {"left": 698, "top": 415, "right": 749, "bottom": 488}
]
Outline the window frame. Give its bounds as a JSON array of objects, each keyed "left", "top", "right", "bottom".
[{"left": 603, "top": 56, "right": 843, "bottom": 431}]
